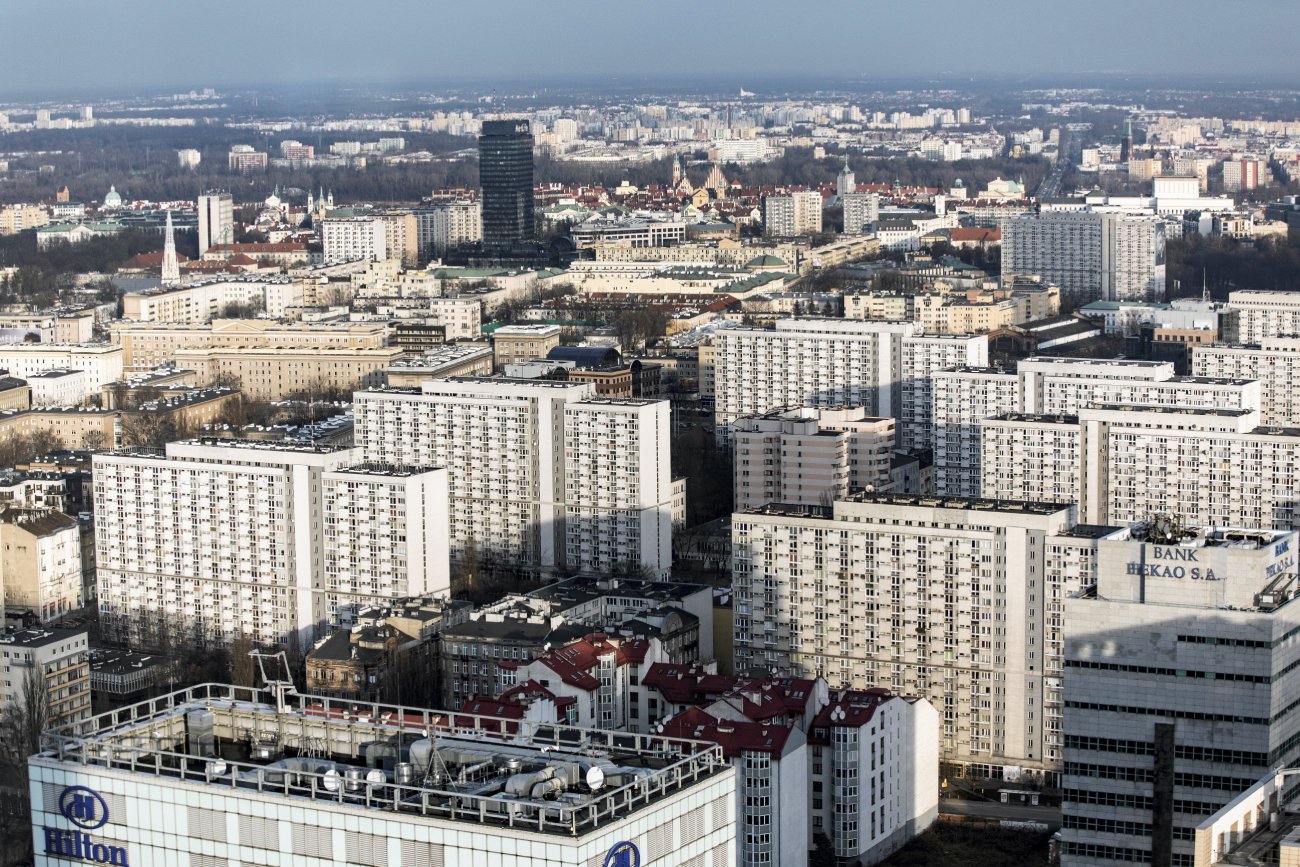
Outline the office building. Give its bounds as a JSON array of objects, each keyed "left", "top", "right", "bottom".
[
  {"left": 353, "top": 378, "right": 674, "bottom": 576},
  {"left": 29, "top": 684, "right": 735, "bottom": 867},
  {"left": 93, "top": 440, "right": 451, "bottom": 647},
  {"left": 109, "top": 318, "right": 392, "bottom": 371},
  {"left": 733, "top": 492, "right": 1095, "bottom": 780},
  {"left": 122, "top": 276, "right": 305, "bottom": 323},
  {"left": 1061, "top": 522, "right": 1300, "bottom": 867},
  {"left": 1002, "top": 211, "right": 1166, "bottom": 305},
  {"left": 197, "top": 191, "right": 234, "bottom": 255},
  {"left": 764, "top": 190, "right": 823, "bottom": 237},
  {"left": 732, "top": 407, "right": 896, "bottom": 510},
  {"left": 479, "top": 119, "right": 535, "bottom": 252}
]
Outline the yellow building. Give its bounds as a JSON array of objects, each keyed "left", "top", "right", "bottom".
[
  {"left": 491, "top": 324, "right": 562, "bottom": 368},
  {"left": 175, "top": 345, "right": 407, "bottom": 400},
  {"left": 111, "top": 318, "right": 391, "bottom": 370}
]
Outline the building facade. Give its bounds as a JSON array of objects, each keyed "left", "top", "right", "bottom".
[{"left": 479, "top": 119, "right": 535, "bottom": 253}]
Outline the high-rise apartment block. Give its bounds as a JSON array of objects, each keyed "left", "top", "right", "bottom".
[
  {"left": 93, "top": 440, "right": 450, "bottom": 647},
  {"left": 1002, "top": 210, "right": 1166, "bottom": 305},
  {"left": 320, "top": 216, "right": 387, "bottom": 262},
  {"left": 733, "top": 493, "right": 1095, "bottom": 780},
  {"left": 479, "top": 119, "right": 535, "bottom": 253},
  {"left": 712, "top": 318, "right": 988, "bottom": 444},
  {"left": 197, "top": 190, "right": 234, "bottom": 255},
  {"left": 763, "top": 190, "right": 823, "bottom": 237},
  {"left": 1061, "top": 523, "right": 1300, "bottom": 867},
  {"left": 1192, "top": 337, "right": 1300, "bottom": 426},
  {"left": 353, "top": 378, "right": 673, "bottom": 577},
  {"left": 226, "top": 144, "right": 268, "bottom": 173},
  {"left": 842, "top": 191, "right": 880, "bottom": 234},
  {"left": 932, "top": 358, "right": 1259, "bottom": 498},
  {"left": 732, "top": 407, "right": 895, "bottom": 511},
  {"left": 176, "top": 148, "right": 201, "bottom": 169},
  {"left": 1226, "top": 290, "right": 1300, "bottom": 343},
  {"left": 980, "top": 413, "right": 1082, "bottom": 505}
]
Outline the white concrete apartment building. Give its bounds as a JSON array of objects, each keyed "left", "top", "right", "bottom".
[
  {"left": 427, "top": 296, "right": 482, "bottom": 340},
  {"left": 320, "top": 465, "right": 451, "bottom": 628},
  {"left": 26, "top": 369, "right": 88, "bottom": 407},
  {"left": 712, "top": 318, "right": 985, "bottom": 441},
  {"left": 933, "top": 358, "right": 1260, "bottom": 499},
  {"left": 1060, "top": 524, "right": 1300, "bottom": 867},
  {"left": 353, "top": 378, "right": 674, "bottom": 577},
  {"left": 93, "top": 439, "right": 450, "bottom": 647},
  {"left": 842, "top": 191, "right": 881, "bottom": 234},
  {"left": 197, "top": 190, "right": 233, "bottom": 255},
  {"left": 1074, "top": 404, "right": 1300, "bottom": 533},
  {"left": 0, "top": 624, "right": 89, "bottom": 731},
  {"left": 321, "top": 216, "right": 387, "bottom": 262},
  {"left": 899, "top": 333, "right": 989, "bottom": 450},
  {"left": 1227, "top": 290, "right": 1300, "bottom": 343},
  {"left": 561, "top": 398, "right": 674, "bottom": 577},
  {"left": 932, "top": 367, "right": 1022, "bottom": 497},
  {"left": 732, "top": 492, "right": 1091, "bottom": 780},
  {"left": 1002, "top": 210, "right": 1166, "bottom": 305},
  {"left": 1193, "top": 337, "right": 1300, "bottom": 427},
  {"left": 427, "top": 201, "right": 482, "bottom": 253},
  {"left": 764, "top": 190, "right": 823, "bottom": 237},
  {"left": 732, "top": 407, "right": 896, "bottom": 511},
  {"left": 980, "top": 413, "right": 1082, "bottom": 505},
  {"left": 0, "top": 343, "right": 123, "bottom": 393}
]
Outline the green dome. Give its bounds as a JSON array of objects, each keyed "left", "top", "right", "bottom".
[{"left": 746, "top": 254, "right": 786, "bottom": 267}]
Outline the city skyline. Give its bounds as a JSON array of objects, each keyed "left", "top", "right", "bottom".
[{"left": 2, "top": 0, "right": 1300, "bottom": 98}]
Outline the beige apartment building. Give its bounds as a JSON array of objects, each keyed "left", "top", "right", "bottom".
[
  {"left": 176, "top": 345, "right": 406, "bottom": 399},
  {"left": 111, "top": 318, "right": 391, "bottom": 370},
  {"left": 491, "top": 324, "right": 562, "bottom": 368},
  {"left": 0, "top": 508, "right": 82, "bottom": 621},
  {"left": 732, "top": 406, "right": 896, "bottom": 510}
]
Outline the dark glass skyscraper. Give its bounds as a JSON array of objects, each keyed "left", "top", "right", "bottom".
[{"left": 479, "top": 119, "right": 535, "bottom": 253}]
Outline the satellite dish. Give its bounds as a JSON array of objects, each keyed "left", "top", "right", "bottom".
[
  {"left": 322, "top": 770, "right": 341, "bottom": 792},
  {"left": 585, "top": 766, "right": 606, "bottom": 791}
]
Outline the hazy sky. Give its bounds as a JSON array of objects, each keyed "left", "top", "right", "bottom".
[{"left": 2, "top": 0, "right": 1298, "bottom": 99}]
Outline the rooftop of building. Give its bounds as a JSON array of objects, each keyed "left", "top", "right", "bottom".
[
  {"left": 0, "top": 623, "right": 86, "bottom": 649},
  {"left": 88, "top": 646, "right": 168, "bottom": 678},
  {"left": 1088, "top": 403, "right": 1257, "bottom": 418},
  {"left": 528, "top": 575, "right": 709, "bottom": 610},
  {"left": 986, "top": 412, "right": 1080, "bottom": 425},
  {"left": 0, "top": 507, "right": 77, "bottom": 535},
  {"left": 387, "top": 344, "right": 493, "bottom": 369},
  {"left": 33, "top": 683, "right": 727, "bottom": 840}
]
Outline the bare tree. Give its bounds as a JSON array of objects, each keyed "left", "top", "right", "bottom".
[{"left": 0, "top": 662, "right": 53, "bottom": 765}]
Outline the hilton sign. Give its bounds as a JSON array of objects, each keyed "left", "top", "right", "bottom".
[{"left": 42, "top": 786, "right": 129, "bottom": 866}]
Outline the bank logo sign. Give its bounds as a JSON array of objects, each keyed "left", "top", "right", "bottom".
[
  {"left": 604, "top": 841, "right": 641, "bottom": 867},
  {"left": 44, "top": 785, "right": 128, "bottom": 865}
]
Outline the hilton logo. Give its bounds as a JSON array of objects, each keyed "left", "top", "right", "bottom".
[
  {"left": 43, "top": 785, "right": 129, "bottom": 866},
  {"left": 603, "top": 841, "right": 640, "bottom": 867}
]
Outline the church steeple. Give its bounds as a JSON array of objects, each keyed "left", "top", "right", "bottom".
[{"left": 160, "top": 209, "right": 180, "bottom": 285}]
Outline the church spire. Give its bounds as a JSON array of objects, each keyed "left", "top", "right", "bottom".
[{"left": 160, "top": 209, "right": 180, "bottom": 285}]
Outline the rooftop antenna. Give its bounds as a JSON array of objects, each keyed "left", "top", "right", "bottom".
[
  {"left": 250, "top": 649, "right": 297, "bottom": 713},
  {"left": 1202, "top": 268, "right": 1209, "bottom": 303}
]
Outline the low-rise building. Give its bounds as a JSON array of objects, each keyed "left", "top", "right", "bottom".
[{"left": 0, "top": 508, "right": 82, "bottom": 622}]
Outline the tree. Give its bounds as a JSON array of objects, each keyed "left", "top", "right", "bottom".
[
  {"left": 809, "top": 833, "right": 837, "bottom": 867},
  {"left": 0, "top": 662, "right": 52, "bottom": 765}
]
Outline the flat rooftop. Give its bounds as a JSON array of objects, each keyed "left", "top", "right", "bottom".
[
  {"left": 35, "top": 684, "right": 726, "bottom": 839},
  {"left": 529, "top": 575, "right": 707, "bottom": 609}
]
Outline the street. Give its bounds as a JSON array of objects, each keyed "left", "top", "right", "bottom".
[{"left": 940, "top": 798, "right": 1062, "bottom": 829}]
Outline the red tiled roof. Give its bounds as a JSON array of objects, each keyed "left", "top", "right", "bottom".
[
  {"left": 658, "top": 706, "right": 793, "bottom": 758},
  {"left": 807, "top": 689, "right": 896, "bottom": 744},
  {"left": 949, "top": 227, "right": 1002, "bottom": 243},
  {"left": 123, "top": 250, "right": 190, "bottom": 269},
  {"left": 642, "top": 663, "right": 739, "bottom": 705},
  {"left": 499, "top": 679, "right": 578, "bottom": 709}
]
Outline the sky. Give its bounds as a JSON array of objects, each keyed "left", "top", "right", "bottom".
[{"left": 1, "top": 0, "right": 1298, "bottom": 99}]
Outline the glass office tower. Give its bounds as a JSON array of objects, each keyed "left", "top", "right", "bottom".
[{"left": 479, "top": 119, "right": 535, "bottom": 252}]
